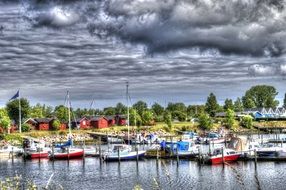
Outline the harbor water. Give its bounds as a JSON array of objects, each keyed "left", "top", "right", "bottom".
[{"left": 0, "top": 157, "right": 286, "bottom": 190}]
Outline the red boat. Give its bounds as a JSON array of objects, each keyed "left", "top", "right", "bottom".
[
  {"left": 209, "top": 148, "right": 241, "bottom": 164},
  {"left": 24, "top": 148, "right": 50, "bottom": 159},
  {"left": 51, "top": 148, "right": 84, "bottom": 160}
]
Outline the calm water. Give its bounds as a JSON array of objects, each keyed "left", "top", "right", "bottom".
[{"left": 0, "top": 157, "right": 285, "bottom": 190}]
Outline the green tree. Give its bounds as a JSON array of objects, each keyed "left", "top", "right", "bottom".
[
  {"left": 6, "top": 98, "right": 30, "bottom": 125},
  {"left": 104, "top": 107, "right": 116, "bottom": 116},
  {"left": 172, "top": 111, "right": 187, "bottom": 121},
  {"left": 30, "top": 103, "right": 44, "bottom": 118},
  {"left": 133, "top": 101, "right": 148, "bottom": 117},
  {"left": 240, "top": 116, "right": 253, "bottom": 129},
  {"left": 198, "top": 112, "right": 212, "bottom": 130},
  {"left": 151, "top": 102, "right": 164, "bottom": 117},
  {"left": 129, "top": 108, "right": 142, "bottom": 126},
  {"left": 54, "top": 105, "right": 68, "bottom": 122},
  {"left": 224, "top": 99, "right": 234, "bottom": 111},
  {"left": 224, "top": 109, "right": 235, "bottom": 129},
  {"left": 242, "top": 85, "right": 279, "bottom": 108},
  {"left": 115, "top": 103, "right": 127, "bottom": 114},
  {"left": 242, "top": 96, "right": 256, "bottom": 109},
  {"left": 0, "top": 108, "right": 11, "bottom": 132},
  {"left": 205, "top": 93, "right": 219, "bottom": 117},
  {"left": 42, "top": 105, "right": 53, "bottom": 118},
  {"left": 234, "top": 98, "right": 244, "bottom": 112},
  {"left": 163, "top": 111, "right": 172, "bottom": 128},
  {"left": 187, "top": 105, "right": 205, "bottom": 117},
  {"left": 51, "top": 119, "right": 61, "bottom": 130},
  {"left": 141, "top": 110, "right": 154, "bottom": 125}
]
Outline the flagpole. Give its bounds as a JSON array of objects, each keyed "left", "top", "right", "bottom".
[{"left": 18, "top": 90, "right": 21, "bottom": 133}]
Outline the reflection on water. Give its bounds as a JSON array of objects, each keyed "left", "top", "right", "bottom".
[{"left": 0, "top": 158, "right": 286, "bottom": 190}]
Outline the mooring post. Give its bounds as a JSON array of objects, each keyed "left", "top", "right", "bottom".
[
  {"left": 176, "top": 147, "right": 179, "bottom": 165},
  {"left": 118, "top": 148, "right": 121, "bottom": 163},
  {"left": 52, "top": 144, "right": 55, "bottom": 161},
  {"left": 99, "top": 136, "right": 102, "bottom": 162},
  {"left": 156, "top": 148, "right": 159, "bottom": 160},
  {"left": 67, "top": 147, "right": 70, "bottom": 161},
  {"left": 170, "top": 137, "right": 173, "bottom": 157},
  {"left": 222, "top": 147, "right": 225, "bottom": 166},
  {"left": 38, "top": 147, "right": 41, "bottom": 162},
  {"left": 136, "top": 146, "right": 139, "bottom": 162},
  {"left": 254, "top": 149, "right": 257, "bottom": 169},
  {"left": 11, "top": 146, "right": 14, "bottom": 160}
]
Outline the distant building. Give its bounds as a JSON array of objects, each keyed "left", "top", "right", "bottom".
[
  {"left": 90, "top": 116, "right": 108, "bottom": 129},
  {"left": 72, "top": 117, "right": 90, "bottom": 129},
  {"left": 106, "top": 116, "right": 116, "bottom": 127},
  {"left": 34, "top": 118, "right": 54, "bottom": 130},
  {"left": 115, "top": 115, "right": 127, "bottom": 126}
]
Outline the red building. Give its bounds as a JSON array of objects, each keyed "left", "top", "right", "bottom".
[
  {"left": 106, "top": 116, "right": 116, "bottom": 127},
  {"left": 34, "top": 118, "right": 53, "bottom": 130},
  {"left": 24, "top": 118, "right": 38, "bottom": 130},
  {"left": 59, "top": 123, "right": 67, "bottom": 130},
  {"left": 115, "top": 115, "right": 127, "bottom": 126},
  {"left": 72, "top": 117, "right": 91, "bottom": 129},
  {"left": 90, "top": 117, "right": 108, "bottom": 129}
]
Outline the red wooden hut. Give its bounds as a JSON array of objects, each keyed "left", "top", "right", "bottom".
[
  {"left": 90, "top": 117, "right": 108, "bottom": 129},
  {"left": 106, "top": 116, "right": 116, "bottom": 127},
  {"left": 115, "top": 115, "right": 127, "bottom": 126},
  {"left": 34, "top": 118, "right": 53, "bottom": 130},
  {"left": 72, "top": 117, "right": 91, "bottom": 129}
]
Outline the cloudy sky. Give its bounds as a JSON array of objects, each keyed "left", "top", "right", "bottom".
[{"left": 0, "top": 0, "right": 286, "bottom": 108}]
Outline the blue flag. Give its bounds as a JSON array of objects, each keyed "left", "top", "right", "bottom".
[{"left": 9, "top": 90, "right": 19, "bottom": 101}]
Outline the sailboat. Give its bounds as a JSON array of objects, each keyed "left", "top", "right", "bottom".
[
  {"left": 50, "top": 91, "right": 84, "bottom": 160},
  {"left": 104, "top": 82, "right": 146, "bottom": 161}
]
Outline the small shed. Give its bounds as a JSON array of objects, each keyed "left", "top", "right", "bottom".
[
  {"left": 106, "top": 116, "right": 116, "bottom": 127},
  {"left": 34, "top": 118, "right": 53, "bottom": 130},
  {"left": 115, "top": 115, "right": 127, "bottom": 126},
  {"left": 72, "top": 117, "right": 91, "bottom": 129},
  {"left": 90, "top": 116, "right": 108, "bottom": 129}
]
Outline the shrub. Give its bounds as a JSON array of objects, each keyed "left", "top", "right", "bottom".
[
  {"left": 21, "top": 124, "right": 31, "bottom": 132},
  {"left": 51, "top": 119, "right": 61, "bottom": 131},
  {"left": 198, "top": 113, "right": 213, "bottom": 130},
  {"left": 240, "top": 116, "right": 253, "bottom": 129}
]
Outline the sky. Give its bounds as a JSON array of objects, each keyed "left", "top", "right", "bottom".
[{"left": 0, "top": 0, "right": 286, "bottom": 108}]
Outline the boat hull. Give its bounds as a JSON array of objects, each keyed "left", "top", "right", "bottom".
[
  {"left": 104, "top": 151, "right": 146, "bottom": 161},
  {"left": 24, "top": 152, "right": 49, "bottom": 159},
  {"left": 51, "top": 149, "right": 84, "bottom": 160},
  {"left": 210, "top": 154, "right": 241, "bottom": 164}
]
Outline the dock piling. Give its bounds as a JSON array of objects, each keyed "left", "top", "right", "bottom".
[
  {"left": 222, "top": 147, "right": 225, "bottom": 166},
  {"left": 254, "top": 149, "right": 257, "bottom": 169},
  {"left": 118, "top": 148, "right": 121, "bottom": 163},
  {"left": 176, "top": 148, "right": 179, "bottom": 165}
]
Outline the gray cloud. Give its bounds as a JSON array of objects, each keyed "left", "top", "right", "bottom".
[
  {"left": 0, "top": 1, "right": 286, "bottom": 108},
  {"left": 17, "top": 0, "right": 286, "bottom": 56}
]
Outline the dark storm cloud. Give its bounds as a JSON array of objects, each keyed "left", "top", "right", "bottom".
[
  {"left": 17, "top": 0, "right": 286, "bottom": 56},
  {"left": 0, "top": 1, "right": 286, "bottom": 108},
  {"left": 87, "top": 0, "right": 286, "bottom": 56}
]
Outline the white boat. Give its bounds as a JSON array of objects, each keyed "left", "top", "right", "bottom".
[
  {"left": 23, "top": 139, "right": 51, "bottom": 159},
  {"left": 84, "top": 146, "right": 100, "bottom": 157},
  {"left": 104, "top": 83, "right": 146, "bottom": 161},
  {"left": 0, "top": 145, "right": 23, "bottom": 159},
  {"left": 103, "top": 144, "right": 146, "bottom": 161}
]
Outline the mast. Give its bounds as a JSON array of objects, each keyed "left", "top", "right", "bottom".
[
  {"left": 67, "top": 91, "right": 71, "bottom": 135},
  {"left": 18, "top": 90, "right": 21, "bottom": 133},
  {"left": 126, "top": 82, "right": 130, "bottom": 145}
]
